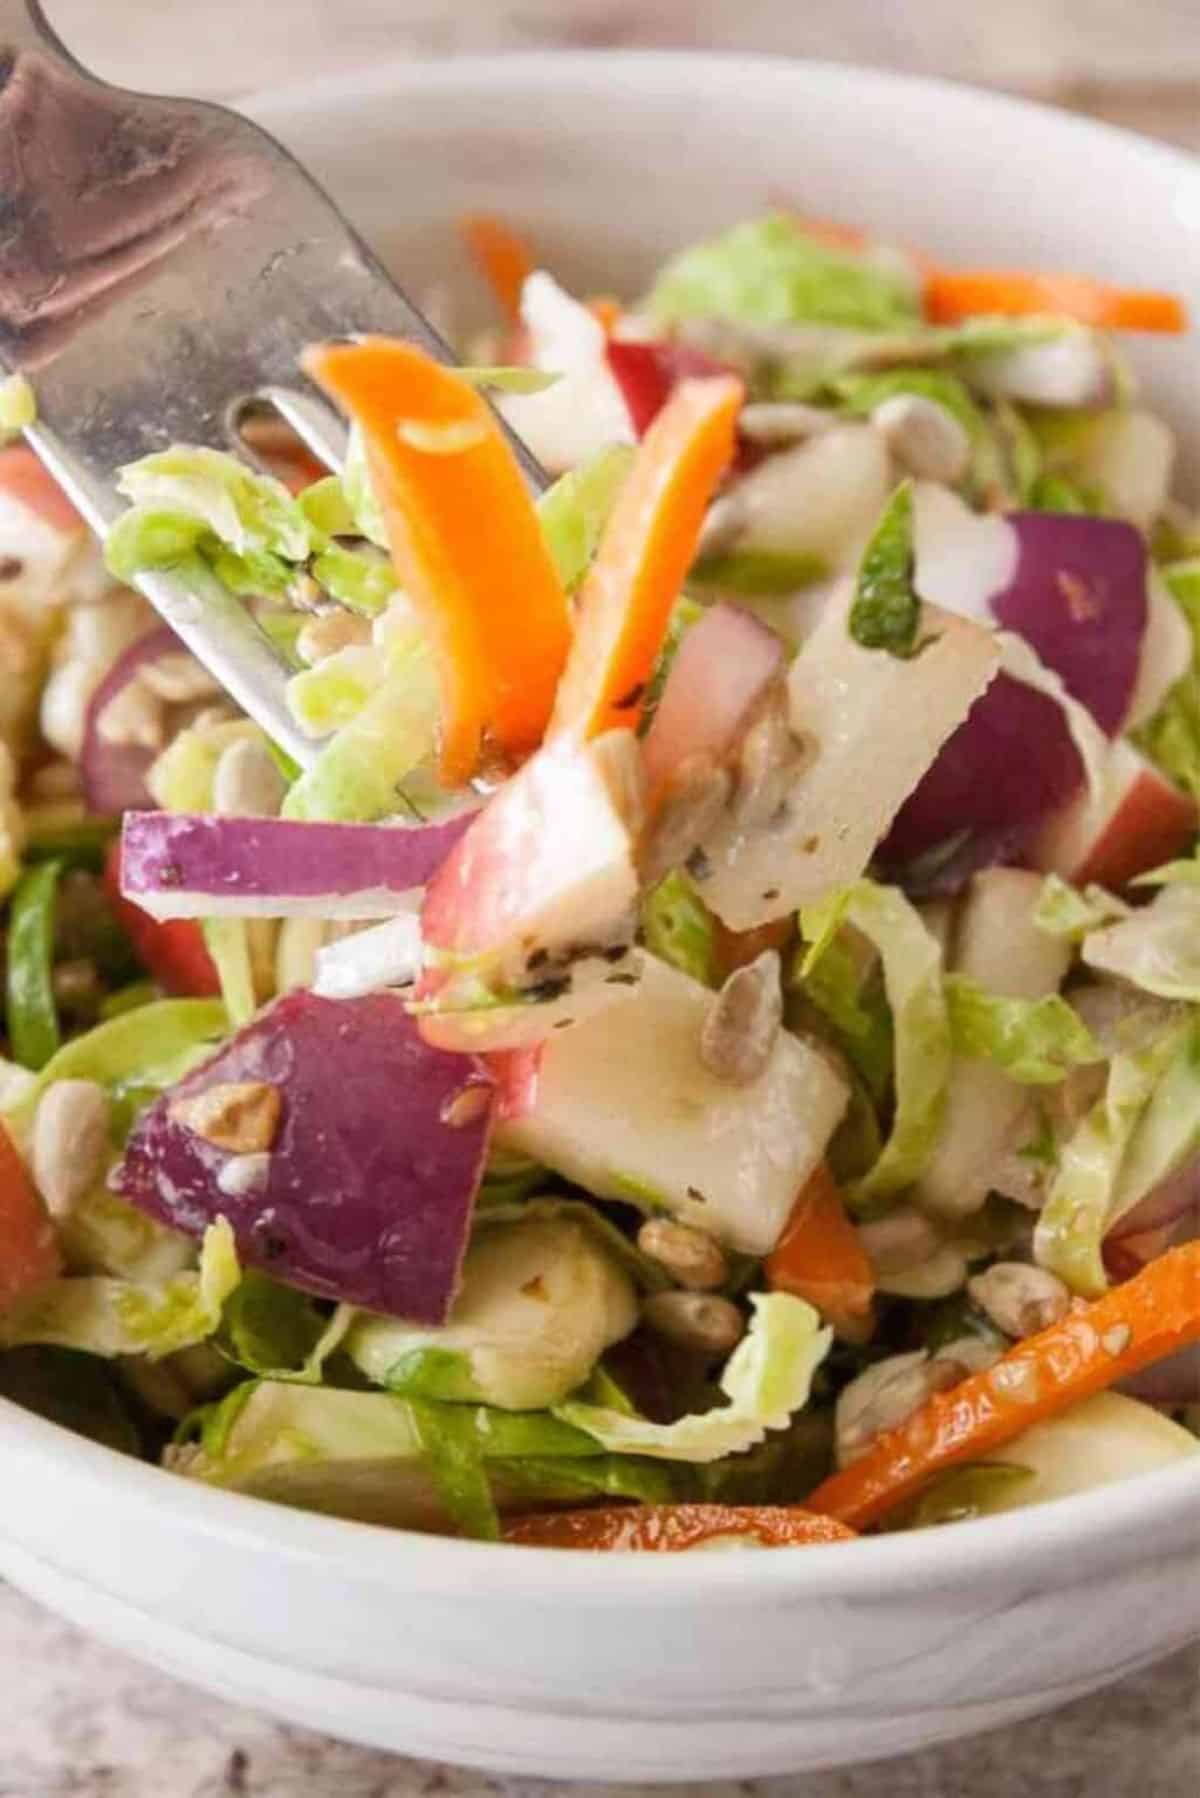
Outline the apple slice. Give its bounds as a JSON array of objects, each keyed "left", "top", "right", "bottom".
[
  {"left": 701, "top": 587, "right": 1000, "bottom": 930},
  {"left": 416, "top": 731, "right": 644, "bottom": 1051},
  {"left": 499, "top": 954, "right": 848, "bottom": 1255},
  {"left": 1125, "top": 571, "right": 1193, "bottom": 731},
  {"left": 918, "top": 869, "right": 1072, "bottom": 1219},
  {"left": 1029, "top": 739, "right": 1197, "bottom": 889}
]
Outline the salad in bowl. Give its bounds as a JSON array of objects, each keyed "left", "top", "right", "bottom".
[{"left": 0, "top": 208, "right": 1197, "bottom": 1554}]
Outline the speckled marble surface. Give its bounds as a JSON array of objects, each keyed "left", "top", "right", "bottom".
[{"left": 5, "top": 4, "right": 1200, "bottom": 1793}]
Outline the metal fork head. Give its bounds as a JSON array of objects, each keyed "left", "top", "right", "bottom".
[{"left": 0, "top": 1, "right": 543, "bottom": 767}]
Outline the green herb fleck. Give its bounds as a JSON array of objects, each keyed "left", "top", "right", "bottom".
[{"left": 848, "top": 481, "right": 919, "bottom": 658}]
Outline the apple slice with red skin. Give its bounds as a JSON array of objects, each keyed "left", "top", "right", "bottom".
[
  {"left": 0, "top": 1122, "right": 60, "bottom": 1311},
  {"left": 1029, "top": 740, "right": 1197, "bottom": 889},
  {"left": 416, "top": 733, "right": 643, "bottom": 1052}
]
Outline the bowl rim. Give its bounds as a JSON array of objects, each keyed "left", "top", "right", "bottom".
[
  {"left": 242, "top": 44, "right": 1200, "bottom": 197},
  {"left": 5, "top": 48, "right": 1200, "bottom": 1604}
]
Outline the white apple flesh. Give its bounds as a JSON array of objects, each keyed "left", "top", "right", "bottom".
[
  {"left": 499, "top": 954, "right": 849, "bottom": 1255},
  {"left": 700, "top": 590, "right": 1000, "bottom": 929},
  {"left": 918, "top": 868, "right": 1072, "bottom": 1219}
]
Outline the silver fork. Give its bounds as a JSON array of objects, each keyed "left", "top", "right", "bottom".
[{"left": 0, "top": 0, "right": 545, "bottom": 768}]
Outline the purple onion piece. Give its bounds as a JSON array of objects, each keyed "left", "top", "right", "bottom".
[
  {"left": 121, "top": 807, "right": 476, "bottom": 919},
  {"left": 881, "top": 674, "right": 1084, "bottom": 864},
  {"left": 995, "top": 513, "right": 1148, "bottom": 734},
  {"left": 113, "top": 990, "right": 495, "bottom": 1322}
]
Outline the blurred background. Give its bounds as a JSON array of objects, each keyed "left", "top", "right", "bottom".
[{"left": 51, "top": 0, "right": 1200, "bottom": 153}]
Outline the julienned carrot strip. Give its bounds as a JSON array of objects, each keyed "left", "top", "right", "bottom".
[
  {"left": 765, "top": 1165, "right": 875, "bottom": 1340},
  {"left": 549, "top": 374, "right": 743, "bottom": 741},
  {"left": 925, "top": 269, "right": 1188, "bottom": 334},
  {"left": 461, "top": 213, "right": 535, "bottom": 324},
  {"left": 304, "top": 339, "right": 572, "bottom": 786},
  {"left": 807, "top": 1241, "right": 1200, "bottom": 1531},
  {"left": 502, "top": 1503, "right": 855, "bottom": 1551}
]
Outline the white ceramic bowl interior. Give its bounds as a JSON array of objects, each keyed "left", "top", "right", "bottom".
[{"left": 2, "top": 52, "right": 1199, "bottom": 1783}]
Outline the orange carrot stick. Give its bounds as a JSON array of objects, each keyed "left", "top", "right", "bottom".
[
  {"left": 461, "top": 213, "right": 535, "bottom": 324},
  {"left": 304, "top": 338, "right": 572, "bottom": 785},
  {"left": 765, "top": 1166, "right": 875, "bottom": 1341},
  {"left": 925, "top": 269, "right": 1188, "bottom": 334},
  {"left": 549, "top": 374, "right": 743, "bottom": 741},
  {"left": 807, "top": 1241, "right": 1200, "bottom": 1531},
  {"left": 0, "top": 1121, "right": 59, "bottom": 1312},
  {"left": 502, "top": 1503, "right": 855, "bottom": 1551}
]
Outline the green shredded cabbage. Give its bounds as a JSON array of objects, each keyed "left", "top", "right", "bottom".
[
  {"left": 408, "top": 1397, "right": 499, "bottom": 1540},
  {"left": 0, "top": 1219, "right": 240, "bottom": 1360},
  {"left": 217, "top": 1274, "right": 353, "bottom": 1385},
  {"left": 945, "top": 976, "right": 1100, "bottom": 1085},
  {"left": 1131, "top": 561, "right": 1200, "bottom": 800},
  {"left": 282, "top": 634, "right": 440, "bottom": 822},
  {"left": 792, "top": 922, "right": 893, "bottom": 1103},
  {"left": 110, "top": 445, "right": 311, "bottom": 575},
  {"left": 309, "top": 544, "right": 397, "bottom": 616},
  {"left": 0, "top": 372, "right": 37, "bottom": 438},
  {"left": 641, "top": 871, "right": 718, "bottom": 988},
  {"left": 554, "top": 1292, "right": 831, "bottom": 1464},
  {"left": 835, "top": 368, "right": 982, "bottom": 438},
  {"left": 1033, "top": 874, "right": 1132, "bottom": 941},
  {"left": 800, "top": 881, "right": 949, "bottom": 1203},
  {"left": 1082, "top": 883, "right": 1200, "bottom": 1001},
  {"left": 342, "top": 422, "right": 389, "bottom": 547},
  {"left": 1034, "top": 1025, "right": 1185, "bottom": 1296},
  {"left": 285, "top": 646, "right": 384, "bottom": 737},
  {"left": 2, "top": 999, "right": 228, "bottom": 1140},
  {"left": 536, "top": 444, "right": 634, "bottom": 591},
  {"left": 457, "top": 366, "right": 561, "bottom": 394},
  {"left": 646, "top": 215, "right": 921, "bottom": 333},
  {"left": 690, "top": 547, "right": 826, "bottom": 596},
  {"left": 201, "top": 918, "right": 256, "bottom": 1028}
]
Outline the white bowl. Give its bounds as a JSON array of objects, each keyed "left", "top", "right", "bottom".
[{"left": 3, "top": 52, "right": 1200, "bottom": 1782}]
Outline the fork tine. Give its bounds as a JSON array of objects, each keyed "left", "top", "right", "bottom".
[{"left": 0, "top": 5, "right": 545, "bottom": 771}]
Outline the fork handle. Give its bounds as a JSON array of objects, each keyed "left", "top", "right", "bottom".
[{"left": 0, "top": 2, "right": 75, "bottom": 63}]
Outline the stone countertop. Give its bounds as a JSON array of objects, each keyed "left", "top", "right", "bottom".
[{"left": 6, "top": 4, "right": 1200, "bottom": 1794}]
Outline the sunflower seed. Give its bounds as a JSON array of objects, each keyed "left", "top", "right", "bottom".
[
  {"left": 636, "top": 1217, "right": 727, "bottom": 1291},
  {"left": 32, "top": 1079, "right": 110, "bottom": 1218},
  {"left": 836, "top": 1351, "right": 961, "bottom": 1467},
  {"left": 699, "top": 949, "right": 783, "bottom": 1086},
  {"left": 640, "top": 755, "right": 731, "bottom": 885},
  {"left": 967, "top": 1262, "right": 1070, "bottom": 1340},
  {"left": 856, "top": 1205, "right": 945, "bottom": 1276},
  {"left": 137, "top": 652, "right": 222, "bottom": 704},
  {"left": 641, "top": 1290, "right": 745, "bottom": 1356},
  {"left": 738, "top": 402, "right": 837, "bottom": 445},
  {"left": 871, "top": 393, "right": 972, "bottom": 485},
  {"left": 212, "top": 735, "right": 287, "bottom": 819},
  {"left": 296, "top": 608, "right": 373, "bottom": 666}
]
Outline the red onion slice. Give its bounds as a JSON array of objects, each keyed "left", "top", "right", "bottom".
[
  {"left": 120, "top": 808, "right": 475, "bottom": 920},
  {"left": 641, "top": 601, "right": 786, "bottom": 803}
]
